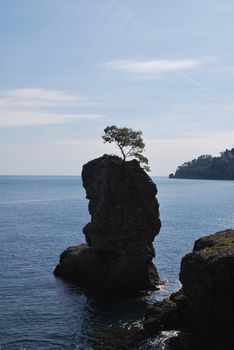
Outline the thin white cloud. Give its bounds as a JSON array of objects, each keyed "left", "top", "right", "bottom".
[
  {"left": 5, "top": 88, "right": 80, "bottom": 102},
  {"left": 104, "top": 59, "right": 201, "bottom": 75},
  {"left": 0, "top": 112, "right": 104, "bottom": 127},
  {"left": 0, "top": 88, "right": 88, "bottom": 108},
  {"left": 0, "top": 88, "right": 105, "bottom": 127}
]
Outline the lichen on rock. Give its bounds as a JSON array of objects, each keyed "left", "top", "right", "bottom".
[{"left": 54, "top": 155, "right": 161, "bottom": 296}]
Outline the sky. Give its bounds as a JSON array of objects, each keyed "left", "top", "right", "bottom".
[{"left": 1, "top": 0, "right": 234, "bottom": 175}]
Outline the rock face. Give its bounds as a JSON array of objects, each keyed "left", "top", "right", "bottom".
[
  {"left": 144, "top": 229, "right": 234, "bottom": 349},
  {"left": 54, "top": 155, "right": 161, "bottom": 295}
]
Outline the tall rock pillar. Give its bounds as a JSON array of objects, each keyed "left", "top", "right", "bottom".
[{"left": 54, "top": 155, "right": 161, "bottom": 296}]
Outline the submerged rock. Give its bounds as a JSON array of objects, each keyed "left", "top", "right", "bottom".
[
  {"left": 144, "top": 229, "right": 234, "bottom": 349},
  {"left": 144, "top": 298, "right": 180, "bottom": 335},
  {"left": 54, "top": 155, "right": 161, "bottom": 296}
]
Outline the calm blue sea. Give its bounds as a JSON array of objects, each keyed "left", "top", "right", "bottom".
[{"left": 1, "top": 176, "right": 234, "bottom": 350}]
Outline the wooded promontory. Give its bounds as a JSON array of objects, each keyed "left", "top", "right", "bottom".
[{"left": 169, "top": 147, "right": 234, "bottom": 180}]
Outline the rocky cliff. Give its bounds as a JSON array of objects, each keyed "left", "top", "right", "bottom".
[
  {"left": 54, "top": 155, "right": 161, "bottom": 296},
  {"left": 144, "top": 229, "right": 234, "bottom": 350}
]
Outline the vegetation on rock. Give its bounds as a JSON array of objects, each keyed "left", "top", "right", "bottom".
[
  {"left": 170, "top": 147, "right": 234, "bottom": 180},
  {"left": 102, "top": 125, "right": 150, "bottom": 171}
]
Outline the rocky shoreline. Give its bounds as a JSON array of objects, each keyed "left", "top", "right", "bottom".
[
  {"left": 143, "top": 229, "right": 234, "bottom": 350},
  {"left": 107, "top": 230, "right": 234, "bottom": 350}
]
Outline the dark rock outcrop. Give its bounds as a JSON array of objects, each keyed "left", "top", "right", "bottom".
[
  {"left": 144, "top": 229, "right": 234, "bottom": 350},
  {"left": 54, "top": 155, "right": 161, "bottom": 296},
  {"left": 144, "top": 298, "right": 181, "bottom": 334},
  {"left": 180, "top": 229, "right": 234, "bottom": 348},
  {"left": 144, "top": 289, "right": 188, "bottom": 335}
]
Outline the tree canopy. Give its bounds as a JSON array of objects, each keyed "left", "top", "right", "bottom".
[
  {"left": 102, "top": 125, "right": 150, "bottom": 171},
  {"left": 170, "top": 147, "right": 234, "bottom": 180}
]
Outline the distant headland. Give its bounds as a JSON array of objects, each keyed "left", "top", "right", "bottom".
[{"left": 169, "top": 147, "right": 234, "bottom": 180}]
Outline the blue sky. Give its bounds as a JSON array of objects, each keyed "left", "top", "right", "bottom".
[{"left": 1, "top": 0, "right": 234, "bottom": 175}]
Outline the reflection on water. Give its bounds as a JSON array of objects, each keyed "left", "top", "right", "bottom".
[
  {"left": 59, "top": 281, "right": 148, "bottom": 349},
  {"left": 55, "top": 280, "right": 178, "bottom": 350}
]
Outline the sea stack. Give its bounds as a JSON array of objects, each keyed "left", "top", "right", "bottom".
[{"left": 54, "top": 155, "right": 161, "bottom": 296}]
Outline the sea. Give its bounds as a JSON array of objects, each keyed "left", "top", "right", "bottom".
[{"left": 1, "top": 176, "right": 234, "bottom": 350}]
